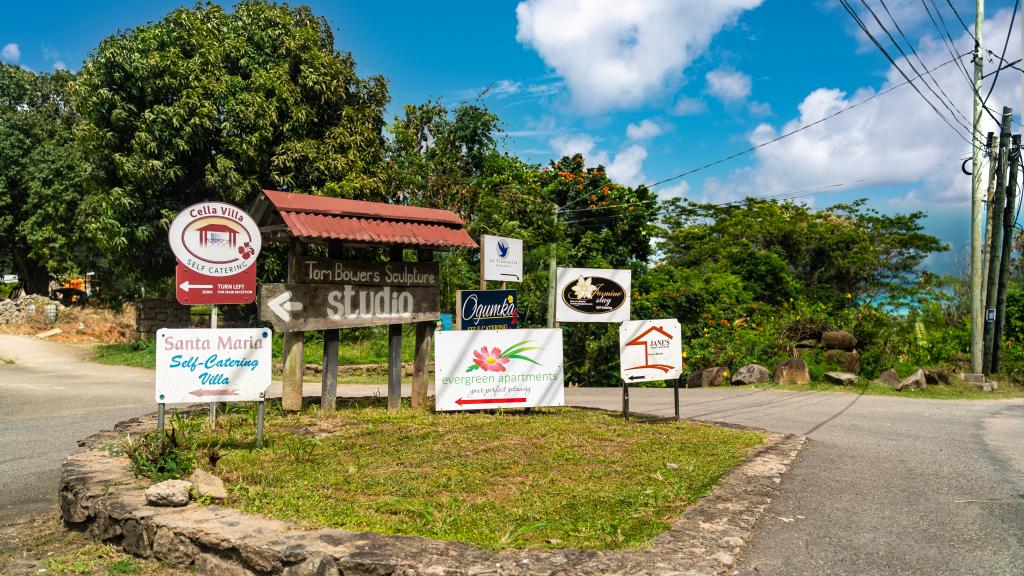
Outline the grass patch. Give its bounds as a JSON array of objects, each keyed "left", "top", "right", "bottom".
[
  {"left": 760, "top": 378, "right": 1024, "bottom": 400},
  {"left": 93, "top": 339, "right": 156, "bottom": 368},
  {"left": 173, "top": 403, "right": 762, "bottom": 551},
  {"left": 0, "top": 356, "right": 14, "bottom": 364}
]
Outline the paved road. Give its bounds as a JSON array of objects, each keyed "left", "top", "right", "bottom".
[
  {"left": 2, "top": 335, "right": 1023, "bottom": 574},
  {"left": 0, "top": 335, "right": 155, "bottom": 525}
]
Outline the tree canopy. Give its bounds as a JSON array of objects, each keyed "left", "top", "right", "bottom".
[{"left": 73, "top": 1, "right": 390, "bottom": 288}]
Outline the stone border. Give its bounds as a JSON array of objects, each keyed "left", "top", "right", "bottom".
[{"left": 60, "top": 412, "right": 805, "bottom": 576}]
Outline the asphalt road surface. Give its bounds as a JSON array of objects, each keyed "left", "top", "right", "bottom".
[{"left": 2, "top": 334, "right": 1022, "bottom": 574}]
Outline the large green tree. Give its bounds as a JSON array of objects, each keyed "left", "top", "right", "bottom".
[
  {"left": 74, "top": 1, "right": 390, "bottom": 288},
  {"left": 0, "top": 64, "right": 85, "bottom": 294},
  {"left": 659, "top": 198, "right": 946, "bottom": 307}
]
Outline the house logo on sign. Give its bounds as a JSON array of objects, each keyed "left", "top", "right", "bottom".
[{"left": 624, "top": 325, "right": 675, "bottom": 373}]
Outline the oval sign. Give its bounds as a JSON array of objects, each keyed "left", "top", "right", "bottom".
[
  {"left": 168, "top": 201, "right": 262, "bottom": 277},
  {"left": 561, "top": 275, "right": 626, "bottom": 315}
]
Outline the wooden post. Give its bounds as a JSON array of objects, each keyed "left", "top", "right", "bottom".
[
  {"left": 412, "top": 248, "right": 434, "bottom": 409},
  {"left": 321, "top": 240, "right": 343, "bottom": 412},
  {"left": 388, "top": 246, "right": 404, "bottom": 411},
  {"left": 282, "top": 239, "right": 305, "bottom": 411}
]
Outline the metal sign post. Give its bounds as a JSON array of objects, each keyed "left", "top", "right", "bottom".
[
  {"left": 619, "top": 319, "right": 683, "bottom": 424},
  {"left": 208, "top": 305, "right": 217, "bottom": 428}
]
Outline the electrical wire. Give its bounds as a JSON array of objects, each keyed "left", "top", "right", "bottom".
[
  {"left": 870, "top": 0, "right": 974, "bottom": 131},
  {"left": 648, "top": 52, "right": 968, "bottom": 190},
  {"left": 944, "top": 0, "right": 977, "bottom": 41},
  {"left": 839, "top": 0, "right": 974, "bottom": 145},
  {"left": 982, "top": 0, "right": 1020, "bottom": 106}
]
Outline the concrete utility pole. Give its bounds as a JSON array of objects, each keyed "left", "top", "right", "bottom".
[
  {"left": 983, "top": 107, "right": 1012, "bottom": 372},
  {"left": 969, "top": 0, "right": 985, "bottom": 379}
]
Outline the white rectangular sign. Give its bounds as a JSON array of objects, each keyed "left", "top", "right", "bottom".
[
  {"left": 620, "top": 319, "right": 683, "bottom": 383},
  {"left": 556, "top": 267, "right": 631, "bottom": 323},
  {"left": 155, "top": 328, "right": 272, "bottom": 404},
  {"left": 434, "top": 328, "right": 564, "bottom": 411},
  {"left": 482, "top": 235, "right": 523, "bottom": 282}
]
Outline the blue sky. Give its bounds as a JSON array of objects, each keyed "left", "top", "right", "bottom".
[{"left": 2, "top": 0, "right": 1022, "bottom": 273}]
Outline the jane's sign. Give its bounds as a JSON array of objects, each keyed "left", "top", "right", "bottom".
[{"left": 556, "top": 267, "right": 631, "bottom": 323}]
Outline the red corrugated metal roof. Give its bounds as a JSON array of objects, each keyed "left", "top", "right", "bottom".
[{"left": 258, "top": 190, "right": 478, "bottom": 249}]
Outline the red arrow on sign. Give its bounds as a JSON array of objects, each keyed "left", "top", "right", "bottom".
[
  {"left": 455, "top": 397, "right": 527, "bottom": 406},
  {"left": 189, "top": 389, "right": 240, "bottom": 397}
]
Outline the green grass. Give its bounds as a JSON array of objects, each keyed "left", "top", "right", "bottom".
[
  {"left": 93, "top": 339, "right": 156, "bottom": 368},
  {"left": 184, "top": 403, "right": 762, "bottom": 551},
  {"left": 0, "top": 356, "right": 14, "bottom": 365},
  {"left": 757, "top": 378, "right": 1024, "bottom": 400}
]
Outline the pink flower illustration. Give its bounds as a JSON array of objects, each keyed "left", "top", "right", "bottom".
[{"left": 472, "top": 346, "right": 510, "bottom": 372}]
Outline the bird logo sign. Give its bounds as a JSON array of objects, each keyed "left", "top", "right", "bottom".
[{"left": 497, "top": 239, "right": 510, "bottom": 258}]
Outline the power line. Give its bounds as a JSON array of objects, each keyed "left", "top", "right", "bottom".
[
  {"left": 868, "top": 0, "right": 974, "bottom": 132},
  {"left": 982, "top": 0, "right": 1020, "bottom": 106},
  {"left": 944, "top": 0, "right": 977, "bottom": 41},
  {"left": 648, "top": 52, "right": 968, "bottom": 190},
  {"left": 840, "top": 0, "right": 974, "bottom": 144}
]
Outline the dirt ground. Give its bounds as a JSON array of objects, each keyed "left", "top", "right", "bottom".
[
  {"left": 0, "top": 303, "right": 135, "bottom": 345},
  {"left": 0, "top": 511, "right": 186, "bottom": 576}
]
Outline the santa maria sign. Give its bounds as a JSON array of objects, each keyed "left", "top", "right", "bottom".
[
  {"left": 434, "top": 329, "right": 564, "bottom": 411},
  {"left": 619, "top": 319, "right": 682, "bottom": 383},
  {"left": 155, "top": 328, "right": 272, "bottom": 404},
  {"left": 169, "top": 201, "right": 261, "bottom": 305}
]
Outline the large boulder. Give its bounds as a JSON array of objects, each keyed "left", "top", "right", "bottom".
[
  {"left": 875, "top": 369, "right": 900, "bottom": 387},
  {"left": 731, "top": 364, "right": 770, "bottom": 385},
  {"left": 824, "top": 371, "right": 858, "bottom": 386},
  {"left": 144, "top": 480, "right": 191, "bottom": 507},
  {"left": 825, "top": 349, "right": 861, "bottom": 374},
  {"left": 923, "top": 368, "right": 951, "bottom": 385},
  {"left": 773, "top": 358, "right": 810, "bottom": 385},
  {"left": 189, "top": 469, "right": 228, "bottom": 501},
  {"left": 821, "top": 330, "right": 857, "bottom": 350},
  {"left": 686, "top": 367, "right": 730, "bottom": 388},
  {"left": 895, "top": 369, "right": 927, "bottom": 391}
]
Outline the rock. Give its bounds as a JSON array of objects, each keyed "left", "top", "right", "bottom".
[
  {"left": 773, "top": 358, "right": 810, "bottom": 385},
  {"left": 821, "top": 330, "right": 857, "bottom": 350},
  {"left": 153, "top": 527, "right": 199, "bottom": 567},
  {"left": 145, "top": 479, "right": 191, "bottom": 507},
  {"left": 875, "top": 369, "right": 900, "bottom": 387},
  {"left": 923, "top": 368, "right": 951, "bottom": 385},
  {"left": 895, "top": 369, "right": 927, "bottom": 391},
  {"left": 824, "top": 371, "right": 858, "bottom": 386},
  {"left": 795, "top": 339, "right": 819, "bottom": 349},
  {"left": 196, "top": 553, "right": 257, "bottom": 576},
  {"left": 825, "top": 349, "right": 861, "bottom": 374},
  {"left": 284, "top": 555, "right": 339, "bottom": 576},
  {"left": 686, "top": 367, "right": 729, "bottom": 387},
  {"left": 190, "top": 469, "right": 228, "bottom": 501},
  {"left": 731, "top": 364, "right": 770, "bottom": 385}
]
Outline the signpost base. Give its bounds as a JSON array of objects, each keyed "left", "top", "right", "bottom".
[
  {"left": 157, "top": 403, "right": 165, "bottom": 432},
  {"left": 622, "top": 378, "right": 681, "bottom": 424},
  {"left": 256, "top": 400, "right": 265, "bottom": 448}
]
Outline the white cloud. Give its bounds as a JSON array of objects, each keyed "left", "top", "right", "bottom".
[
  {"left": 626, "top": 119, "right": 666, "bottom": 141},
  {"left": 705, "top": 68, "right": 751, "bottom": 103},
  {"left": 701, "top": 9, "right": 1020, "bottom": 208},
  {"left": 516, "top": 0, "right": 763, "bottom": 112},
  {"left": 747, "top": 100, "right": 772, "bottom": 117},
  {"left": 672, "top": 96, "right": 707, "bottom": 116},
  {"left": 549, "top": 133, "right": 648, "bottom": 186},
  {"left": 1, "top": 43, "right": 20, "bottom": 63},
  {"left": 489, "top": 80, "right": 522, "bottom": 98},
  {"left": 53, "top": 61, "right": 67, "bottom": 71}
]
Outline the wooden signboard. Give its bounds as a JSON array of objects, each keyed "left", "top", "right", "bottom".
[
  {"left": 260, "top": 283, "right": 440, "bottom": 332},
  {"left": 292, "top": 258, "right": 438, "bottom": 286}
]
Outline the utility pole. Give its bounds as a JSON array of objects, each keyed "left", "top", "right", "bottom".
[
  {"left": 992, "top": 134, "right": 1020, "bottom": 373},
  {"left": 983, "top": 107, "right": 1012, "bottom": 372},
  {"left": 969, "top": 0, "right": 985, "bottom": 380}
]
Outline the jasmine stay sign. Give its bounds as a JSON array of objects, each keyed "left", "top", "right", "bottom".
[{"left": 434, "top": 329, "right": 564, "bottom": 411}]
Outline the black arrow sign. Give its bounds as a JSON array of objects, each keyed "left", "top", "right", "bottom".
[{"left": 628, "top": 375, "right": 647, "bottom": 381}]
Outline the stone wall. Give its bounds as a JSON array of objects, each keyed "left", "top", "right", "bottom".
[
  {"left": 60, "top": 412, "right": 805, "bottom": 576},
  {"left": 135, "top": 299, "right": 190, "bottom": 339}
]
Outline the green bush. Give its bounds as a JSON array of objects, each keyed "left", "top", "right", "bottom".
[{"left": 120, "top": 415, "right": 201, "bottom": 481}]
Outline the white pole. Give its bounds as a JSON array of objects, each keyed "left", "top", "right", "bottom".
[{"left": 970, "top": 0, "right": 986, "bottom": 379}]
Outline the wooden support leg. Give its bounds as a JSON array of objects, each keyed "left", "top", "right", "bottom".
[
  {"left": 322, "top": 329, "right": 338, "bottom": 412},
  {"left": 283, "top": 331, "right": 304, "bottom": 411},
  {"left": 412, "top": 321, "right": 433, "bottom": 409},
  {"left": 388, "top": 324, "right": 402, "bottom": 411}
]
